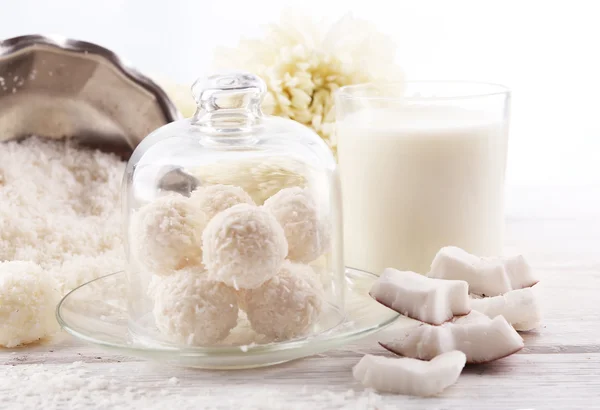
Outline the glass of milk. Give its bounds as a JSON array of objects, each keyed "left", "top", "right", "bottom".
[{"left": 336, "top": 82, "right": 510, "bottom": 275}]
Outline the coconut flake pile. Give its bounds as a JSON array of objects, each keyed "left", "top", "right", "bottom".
[
  {"left": 0, "top": 361, "right": 388, "bottom": 410},
  {"left": 0, "top": 137, "right": 125, "bottom": 346}
]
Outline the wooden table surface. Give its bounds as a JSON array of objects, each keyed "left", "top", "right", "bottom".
[{"left": 1, "top": 187, "right": 599, "bottom": 409}]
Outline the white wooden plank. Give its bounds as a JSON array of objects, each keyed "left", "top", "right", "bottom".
[{"left": 1, "top": 353, "right": 599, "bottom": 409}]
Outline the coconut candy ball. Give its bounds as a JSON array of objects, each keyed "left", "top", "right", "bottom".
[
  {"left": 147, "top": 274, "right": 163, "bottom": 299},
  {"left": 243, "top": 261, "right": 324, "bottom": 340},
  {"left": 202, "top": 203, "right": 288, "bottom": 290},
  {"left": 190, "top": 184, "right": 255, "bottom": 221},
  {"left": 131, "top": 194, "right": 206, "bottom": 274},
  {"left": 152, "top": 270, "right": 238, "bottom": 346},
  {"left": 0, "top": 261, "right": 61, "bottom": 348},
  {"left": 263, "top": 187, "right": 328, "bottom": 263}
]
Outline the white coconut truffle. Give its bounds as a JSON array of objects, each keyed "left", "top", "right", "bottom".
[
  {"left": 132, "top": 195, "right": 206, "bottom": 274},
  {"left": 0, "top": 261, "right": 60, "bottom": 348},
  {"left": 202, "top": 204, "right": 288, "bottom": 289},
  {"left": 147, "top": 274, "right": 163, "bottom": 299},
  {"left": 190, "top": 184, "right": 255, "bottom": 221},
  {"left": 152, "top": 270, "right": 238, "bottom": 346},
  {"left": 263, "top": 187, "right": 328, "bottom": 263},
  {"left": 243, "top": 261, "right": 324, "bottom": 340}
]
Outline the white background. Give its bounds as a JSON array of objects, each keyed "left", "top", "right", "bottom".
[{"left": 2, "top": 0, "right": 599, "bottom": 214}]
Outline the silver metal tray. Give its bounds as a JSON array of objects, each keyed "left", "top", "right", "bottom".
[{"left": 0, "top": 35, "right": 181, "bottom": 156}]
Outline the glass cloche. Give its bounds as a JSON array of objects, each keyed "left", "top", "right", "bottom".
[{"left": 122, "top": 72, "right": 344, "bottom": 348}]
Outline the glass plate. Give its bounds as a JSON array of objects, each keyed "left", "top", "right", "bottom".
[{"left": 56, "top": 268, "right": 398, "bottom": 369}]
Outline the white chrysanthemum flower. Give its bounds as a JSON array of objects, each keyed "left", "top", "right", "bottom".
[{"left": 213, "top": 13, "right": 403, "bottom": 155}]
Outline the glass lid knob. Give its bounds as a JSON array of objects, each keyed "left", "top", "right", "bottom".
[{"left": 191, "top": 71, "right": 266, "bottom": 134}]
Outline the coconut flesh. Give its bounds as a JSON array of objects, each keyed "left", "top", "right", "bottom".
[
  {"left": 470, "top": 285, "right": 542, "bottom": 331},
  {"left": 379, "top": 311, "right": 525, "bottom": 364},
  {"left": 353, "top": 350, "right": 466, "bottom": 396},
  {"left": 427, "top": 247, "right": 542, "bottom": 331},
  {"left": 369, "top": 268, "right": 470, "bottom": 325},
  {"left": 429, "top": 246, "right": 539, "bottom": 296},
  {"left": 359, "top": 249, "right": 541, "bottom": 396}
]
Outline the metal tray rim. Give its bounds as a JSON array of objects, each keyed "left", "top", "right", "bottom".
[{"left": 0, "top": 34, "right": 182, "bottom": 124}]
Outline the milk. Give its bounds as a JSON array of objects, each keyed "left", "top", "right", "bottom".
[{"left": 337, "top": 106, "right": 508, "bottom": 275}]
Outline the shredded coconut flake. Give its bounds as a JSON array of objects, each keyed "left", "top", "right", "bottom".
[
  {"left": 0, "top": 137, "right": 126, "bottom": 296},
  {"left": 0, "top": 362, "right": 388, "bottom": 410},
  {"left": 0, "top": 137, "right": 126, "bottom": 345}
]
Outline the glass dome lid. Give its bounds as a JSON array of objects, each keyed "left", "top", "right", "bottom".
[{"left": 122, "top": 71, "right": 344, "bottom": 349}]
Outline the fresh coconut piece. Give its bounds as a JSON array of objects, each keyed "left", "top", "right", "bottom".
[
  {"left": 470, "top": 285, "right": 542, "bottom": 331},
  {"left": 376, "top": 312, "right": 490, "bottom": 364},
  {"left": 429, "top": 246, "right": 511, "bottom": 296},
  {"left": 353, "top": 351, "right": 466, "bottom": 396},
  {"left": 370, "top": 268, "right": 470, "bottom": 325},
  {"left": 429, "top": 247, "right": 539, "bottom": 296},
  {"left": 379, "top": 312, "right": 524, "bottom": 363},
  {"left": 451, "top": 309, "right": 490, "bottom": 325},
  {"left": 502, "top": 254, "right": 539, "bottom": 290},
  {"left": 512, "top": 319, "right": 542, "bottom": 332},
  {"left": 450, "top": 316, "right": 524, "bottom": 362},
  {"left": 380, "top": 323, "right": 452, "bottom": 362}
]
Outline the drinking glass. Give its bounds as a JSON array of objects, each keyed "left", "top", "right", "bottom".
[{"left": 336, "top": 81, "right": 510, "bottom": 275}]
